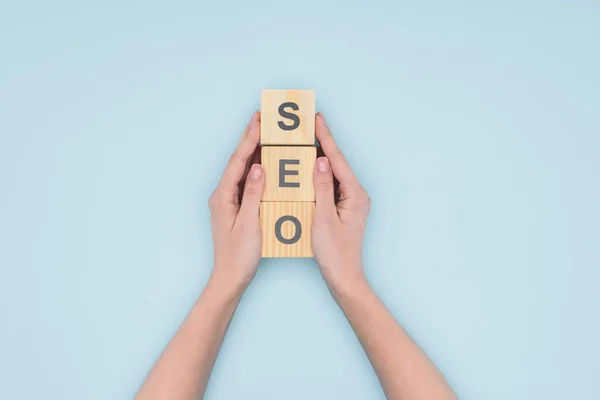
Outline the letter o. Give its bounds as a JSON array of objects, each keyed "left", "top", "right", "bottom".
[{"left": 274, "top": 215, "right": 302, "bottom": 244}]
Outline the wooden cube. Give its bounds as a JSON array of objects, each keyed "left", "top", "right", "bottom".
[
  {"left": 261, "top": 202, "right": 314, "bottom": 258},
  {"left": 261, "top": 146, "right": 316, "bottom": 202},
  {"left": 261, "top": 90, "right": 315, "bottom": 145}
]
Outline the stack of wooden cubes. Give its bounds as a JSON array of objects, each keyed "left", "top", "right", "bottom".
[{"left": 260, "top": 89, "right": 316, "bottom": 258}]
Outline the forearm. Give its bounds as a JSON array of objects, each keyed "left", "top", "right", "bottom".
[
  {"left": 331, "top": 275, "right": 456, "bottom": 400},
  {"left": 136, "top": 272, "right": 245, "bottom": 400}
]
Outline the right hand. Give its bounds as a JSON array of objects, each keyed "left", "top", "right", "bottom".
[
  {"left": 208, "top": 111, "right": 264, "bottom": 293},
  {"left": 312, "top": 113, "right": 371, "bottom": 294}
]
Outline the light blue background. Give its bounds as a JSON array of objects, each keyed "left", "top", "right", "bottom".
[{"left": 1, "top": 1, "right": 599, "bottom": 399}]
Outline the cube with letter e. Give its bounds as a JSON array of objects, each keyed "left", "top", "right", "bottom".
[{"left": 261, "top": 146, "right": 316, "bottom": 202}]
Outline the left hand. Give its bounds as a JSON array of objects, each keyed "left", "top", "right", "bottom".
[
  {"left": 208, "top": 111, "right": 264, "bottom": 291},
  {"left": 311, "top": 113, "right": 370, "bottom": 294}
]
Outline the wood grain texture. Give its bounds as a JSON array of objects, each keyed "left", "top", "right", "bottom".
[
  {"left": 260, "top": 202, "right": 314, "bottom": 258},
  {"left": 261, "top": 146, "right": 316, "bottom": 202},
  {"left": 260, "top": 89, "right": 315, "bottom": 145}
]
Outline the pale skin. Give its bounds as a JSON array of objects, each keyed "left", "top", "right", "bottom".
[{"left": 136, "top": 112, "right": 457, "bottom": 400}]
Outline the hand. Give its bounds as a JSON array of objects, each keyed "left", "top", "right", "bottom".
[
  {"left": 209, "top": 111, "right": 264, "bottom": 292},
  {"left": 312, "top": 112, "right": 371, "bottom": 294}
]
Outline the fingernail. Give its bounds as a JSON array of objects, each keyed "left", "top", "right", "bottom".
[
  {"left": 250, "top": 164, "right": 262, "bottom": 179},
  {"left": 317, "top": 157, "right": 330, "bottom": 172},
  {"left": 317, "top": 112, "right": 326, "bottom": 123}
]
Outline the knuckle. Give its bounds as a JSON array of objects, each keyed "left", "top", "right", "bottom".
[
  {"left": 355, "top": 191, "right": 371, "bottom": 208},
  {"left": 317, "top": 178, "right": 334, "bottom": 191},
  {"left": 228, "top": 150, "right": 244, "bottom": 166},
  {"left": 328, "top": 145, "right": 344, "bottom": 160},
  {"left": 208, "top": 190, "right": 225, "bottom": 211},
  {"left": 243, "top": 182, "right": 259, "bottom": 197},
  {"left": 208, "top": 193, "right": 218, "bottom": 210}
]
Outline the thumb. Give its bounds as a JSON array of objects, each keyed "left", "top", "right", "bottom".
[
  {"left": 237, "top": 164, "right": 265, "bottom": 223},
  {"left": 313, "top": 157, "right": 337, "bottom": 220}
]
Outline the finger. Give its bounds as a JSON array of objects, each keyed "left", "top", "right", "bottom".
[
  {"left": 317, "top": 146, "right": 340, "bottom": 203},
  {"left": 313, "top": 157, "right": 337, "bottom": 219},
  {"left": 219, "top": 113, "right": 260, "bottom": 193},
  {"left": 236, "top": 164, "right": 265, "bottom": 226},
  {"left": 237, "top": 145, "right": 262, "bottom": 205},
  {"left": 315, "top": 112, "right": 360, "bottom": 190},
  {"left": 238, "top": 111, "right": 260, "bottom": 145}
]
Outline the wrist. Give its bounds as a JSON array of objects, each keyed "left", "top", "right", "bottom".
[
  {"left": 329, "top": 276, "right": 376, "bottom": 317},
  {"left": 205, "top": 268, "right": 249, "bottom": 304},
  {"left": 189, "top": 269, "right": 246, "bottom": 330},
  {"left": 326, "top": 269, "right": 371, "bottom": 302}
]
